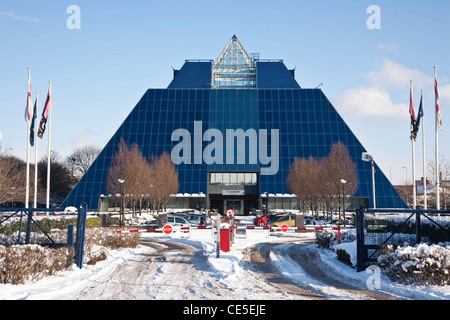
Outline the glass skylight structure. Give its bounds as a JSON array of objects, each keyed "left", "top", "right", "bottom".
[
  {"left": 212, "top": 35, "right": 256, "bottom": 89},
  {"left": 62, "top": 36, "right": 407, "bottom": 213}
]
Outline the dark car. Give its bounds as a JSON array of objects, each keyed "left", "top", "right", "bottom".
[{"left": 254, "top": 213, "right": 281, "bottom": 226}]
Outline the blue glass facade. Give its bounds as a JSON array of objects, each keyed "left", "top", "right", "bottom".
[{"left": 62, "top": 37, "right": 407, "bottom": 212}]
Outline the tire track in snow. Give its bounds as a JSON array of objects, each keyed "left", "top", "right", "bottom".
[{"left": 251, "top": 241, "right": 397, "bottom": 300}]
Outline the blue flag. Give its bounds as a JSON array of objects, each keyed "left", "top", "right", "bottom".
[
  {"left": 30, "top": 98, "right": 37, "bottom": 146},
  {"left": 416, "top": 93, "right": 424, "bottom": 134}
]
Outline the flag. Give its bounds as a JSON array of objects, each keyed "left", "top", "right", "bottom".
[
  {"left": 409, "top": 82, "right": 417, "bottom": 140},
  {"left": 24, "top": 69, "right": 31, "bottom": 123},
  {"left": 435, "top": 69, "right": 443, "bottom": 130},
  {"left": 37, "top": 85, "right": 52, "bottom": 139},
  {"left": 30, "top": 98, "right": 37, "bottom": 146},
  {"left": 416, "top": 92, "right": 424, "bottom": 133}
]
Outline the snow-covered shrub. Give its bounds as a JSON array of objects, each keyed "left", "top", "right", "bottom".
[
  {"left": 378, "top": 243, "right": 450, "bottom": 286},
  {"left": 316, "top": 229, "right": 356, "bottom": 249},
  {"left": 0, "top": 245, "right": 72, "bottom": 284},
  {"left": 316, "top": 229, "right": 357, "bottom": 267},
  {"left": 0, "top": 217, "right": 101, "bottom": 237},
  {"left": 0, "top": 227, "right": 139, "bottom": 284}
]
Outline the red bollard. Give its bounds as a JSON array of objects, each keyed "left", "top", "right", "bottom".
[
  {"left": 337, "top": 225, "right": 341, "bottom": 244},
  {"left": 220, "top": 229, "right": 231, "bottom": 252}
]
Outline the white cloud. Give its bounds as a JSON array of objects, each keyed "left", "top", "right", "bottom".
[
  {"left": 439, "top": 83, "right": 450, "bottom": 103},
  {"left": 364, "top": 60, "right": 432, "bottom": 91},
  {"left": 333, "top": 60, "right": 434, "bottom": 120},
  {"left": 0, "top": 11, "right": 40, "bottom": 23},
  {"left": 333, "top": 86, "right": 408, "bottom": 120}
]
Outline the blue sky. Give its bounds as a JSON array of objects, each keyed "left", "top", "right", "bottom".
[{"left": 1, "top": 0, "right": 450, "bottom": 185}]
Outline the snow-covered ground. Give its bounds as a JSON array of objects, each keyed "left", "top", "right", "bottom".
[{"left": 0, "top": 215, "right": 449, "bottom": 300}]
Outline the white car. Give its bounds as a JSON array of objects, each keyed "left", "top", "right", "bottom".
[
  {"left": 167, "top": 215, "right": 190, "bottom": 227},
  {"left": 63, "top": 206, "right": 78, "bottom": 214},
  {"left": 184, "top": 213, "right": 210, "bottom": 226}
]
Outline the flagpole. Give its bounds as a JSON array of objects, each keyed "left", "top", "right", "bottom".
[
  {"left": 434, "top": 66, "right": 440, "bottom": 210},
  {"left": 412, "top": 137, "right": 417, "bottom": 209},
  {"left": 25, "top": 67, "right": 31, "bottom": 209},
  {"left": 410, "top": 80, "right": 417, "bottom": 209},
  {"left": 46, "top": 82, "right": 52, "bottom": 210},
  {"left": 34, "top": 92, "right": 39, "bottom": 208},
  {"left": 421, "top": 90, "right": 427, "bottom": 209}
]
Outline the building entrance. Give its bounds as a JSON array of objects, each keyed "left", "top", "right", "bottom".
[
  {"left": 207, "top": 172, "right": 259, "bottom": 215},
  {"left": 224, "top": 200, "right": 244, "bottom": 216}
]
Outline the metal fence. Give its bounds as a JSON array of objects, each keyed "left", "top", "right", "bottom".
[
  {"left": 355, "top": 207, "right": 450, "bottom": 272},
  {"left": 0, "top": 204, "right": 88, "bottom": 268}
]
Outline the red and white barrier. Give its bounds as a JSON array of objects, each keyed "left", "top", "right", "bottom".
[
  {"left": 116, "top": 225, "right": 213, "bottom": 234},
  {"left": 116, "top": 224, "right": 342, "bottom": 243}
]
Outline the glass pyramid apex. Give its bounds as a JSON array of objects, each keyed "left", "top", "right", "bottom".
[{"left": 212, "top": 35, "right": 256, "bottom": 88}]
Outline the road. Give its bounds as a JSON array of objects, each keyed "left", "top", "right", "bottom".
[{"left": 73, "top": 238, "right": 397, "bottom": 300}]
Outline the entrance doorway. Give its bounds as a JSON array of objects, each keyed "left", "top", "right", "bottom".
[{"left": 224, "top": 200, "right": 244, "bottom": 216}]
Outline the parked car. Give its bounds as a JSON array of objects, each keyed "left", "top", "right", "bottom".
[
  {"left": 167, "top": 215, "right": 190, "bottom": 227},
  {"left": 184, "top": 213, "right": 210, "bottom": 226},
  {"left": 253, "top": 213, "right": 280, "bottom": 226},
  {"left": 268, "top": 214, "right": 297, "bottom": 228}
]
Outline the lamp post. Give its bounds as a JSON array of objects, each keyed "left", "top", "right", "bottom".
[
  {"left": 362, "top": 152, "right": 376, "bottom": 208},
  {"left": 402, "top": 166, "right": 408, "bottom": 186},
  {"left": 118, "top": 179, "right": 125, "bottom": 227},
  {"left": 340, "top": 179, "right": 347, "bottom": 227}
]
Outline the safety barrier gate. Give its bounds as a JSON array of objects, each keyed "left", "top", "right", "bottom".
[
  {"left": 355, "top": 207, "right": 450, "bottom": 272},
  {"left": 116, "top": 225, "right": 341, "bottom": 233},
  {"left": 0, "top": 203, "right": 88, "bottom": 268}
]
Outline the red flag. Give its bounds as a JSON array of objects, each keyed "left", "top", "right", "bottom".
[
  {"left": 37, "top": 84, "right": 53, "bottom": 139},
  {"left": 435, "top": 69, "right": 443, "bottom": 131},
  {"left": 409, "top": 81, "right": 417, "bottom": 140},
  {"left": 24, "top": 68, "right": 31, "bottom": 123}
]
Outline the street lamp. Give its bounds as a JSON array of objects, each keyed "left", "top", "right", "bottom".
[
  {"left": 118, "top": 179, "right": 125, "bottom": 227},
  {"left": 402, "top": 166, "right": 408, "bottom": 186},
  {"left": 340, "top": 179, "right": 347, "bottom": 227},
  {"left": 362, "top": 152, "right": 376, "bottom": 209}
]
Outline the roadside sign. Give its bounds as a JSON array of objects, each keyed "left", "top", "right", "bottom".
[
  {"left": 365, "top": 219, "right": 388, "bottom": 233},
  {"left": 163, "top": 224, "right": 173, "bottom": 235},
  {"left": 281, "top": 224, "right": 289, "bottom": 232},
  {"left": 226, "top": 209, "right": 235, "bottom": 219}
]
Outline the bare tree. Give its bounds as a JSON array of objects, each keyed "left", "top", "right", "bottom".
[
  {"left": 107, "top": 140, "right": 179, "bottom": 223},
  {"left": 286, "top": 157, "right": 309, "bottom": 213},
  {"left": 38, "top": 151, "right": 76, "bottom": 205},
  {"left": 126, "top": 144, "right": 149, "bottom": 217},
  {"left": 286, "top": 141, "right": 358, "bottom": 222},
  {"left": 151, "top": 152, "right": 179, "bottom": 213},
  {"left": 427, "top": 154, "right": 450, "bottom": 209},
  {"left": 65, "top": 145, "right": 101, "bottom": 182},
  {"left": 0, "top": 152, "right": 26, "bottom": 205},
  {"left": 325, "top": 141, "right": 358, "bottom": 222},
  {"left": 107, "top": 139, "right": 133, "bottom": 225}
]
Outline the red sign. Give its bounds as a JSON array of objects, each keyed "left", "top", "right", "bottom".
[
  {"left": 226, "top": 209, "right": 235, "bottom": 219},
  {"left": 163, "top": 224, "right": 173, "bottom": 235},
  {"left": 281, "top": 224, "right": 289, "bottom": 232}
]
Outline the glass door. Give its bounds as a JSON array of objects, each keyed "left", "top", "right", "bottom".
[{"left": 224, "top": 200, "right": 243, "bottom": 216}]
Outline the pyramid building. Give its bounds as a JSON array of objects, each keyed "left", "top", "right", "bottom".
[{"left": 62, "top": 36, "right": 407, "bottom": 213}]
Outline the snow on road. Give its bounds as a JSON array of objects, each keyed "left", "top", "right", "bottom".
[{"left": 1, "top": 227, "right": 450, "bottom": 300}]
